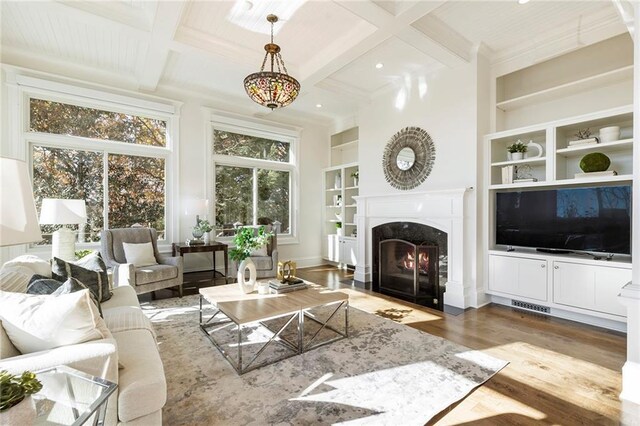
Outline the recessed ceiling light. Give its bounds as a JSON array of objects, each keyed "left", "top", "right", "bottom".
[
  {"left": 375, "top": 63, "right": 384, "bottom": 69},
  {"left": 316, "top": 104, "right": 322, "bottom": 108},
  {"left": 518, "top": 0, "right": 530, "bottom": 4}
]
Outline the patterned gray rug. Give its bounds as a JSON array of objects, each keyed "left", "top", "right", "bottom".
[{"left": 142, "top": 294, "right": 507, "bottom": 425}]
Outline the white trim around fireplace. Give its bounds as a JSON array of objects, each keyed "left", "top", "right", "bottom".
[{"left": 354, "top": 188, "right": 472, "bottom": 309}]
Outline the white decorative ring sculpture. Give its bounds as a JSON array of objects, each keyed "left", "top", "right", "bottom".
[{"left": 237, "top": 258, "right": 257, "bottom": 294}]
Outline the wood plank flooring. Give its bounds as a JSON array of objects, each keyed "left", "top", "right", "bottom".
[
  {"left": 150, "top": 265, "right": 629, "bottom": 425},
  {"left": 294, "top": 265, "right": 627, "bottom": 426}
]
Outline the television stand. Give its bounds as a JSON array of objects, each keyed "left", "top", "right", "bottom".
[{"left": 536, "top": 248, "right": 573, "bottom": 254}]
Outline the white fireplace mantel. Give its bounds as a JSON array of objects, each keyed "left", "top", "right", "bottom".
[{"left": 354, "top": 188, "right": 472, "bottom": 309}]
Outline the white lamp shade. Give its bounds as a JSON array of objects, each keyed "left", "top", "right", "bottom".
[
  {"left": 0, "top": 157, "right": 43, "bottom": 246},
  {"left": 39, "top": 199, "right": 87, "bottom": 225},
  {"left": 183, "top": 198, "right": 209, "bottom": 216}
]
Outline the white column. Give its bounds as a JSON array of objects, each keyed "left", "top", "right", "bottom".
[{"left": 620, "top": 2, "right": 640, "bottom": 412}]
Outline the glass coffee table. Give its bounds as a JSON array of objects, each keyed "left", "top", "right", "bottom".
[{"left": 33, "top": 365, "right": 117, "bottom": 425}]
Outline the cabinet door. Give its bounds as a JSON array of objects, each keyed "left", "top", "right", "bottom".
[
  {"left": 553, "top": 261, "right": 630, "bottom": 317},
  {"left": 342, "top": 238, "right": 358, "bottom": 266},
  {"left": 489, "top": 255, "right": 547, "bottom": 301},
  {"left": 327, "top": 235, "right": 340, "bottom": 262}
]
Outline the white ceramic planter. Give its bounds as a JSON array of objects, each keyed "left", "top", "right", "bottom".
[
  {"left": 204, "top": 233, "right": 210, "bottom": 244},
  {"left": 237, "top": 258, "right": 257, "bottom": 294},
  {"left": 511, "top": 152, "right": 524, "bottom": 160},
  {"left": 0, "top": 397, "right": 36, "bottom": 426}
]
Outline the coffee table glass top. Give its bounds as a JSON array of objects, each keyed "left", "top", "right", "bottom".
[{"left": 33, "top": 365, "right": 117, "bottom": 425}]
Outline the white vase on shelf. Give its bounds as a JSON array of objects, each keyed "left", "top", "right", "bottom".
[
  {"left": 334, "top": 173, "right": 342, "bottom": 189},
  {"left": 203, "top": 233, "right": 210, "bottom": 244},
  {"left": 511, "top": 152, "right": 523, "bottom": 161}
]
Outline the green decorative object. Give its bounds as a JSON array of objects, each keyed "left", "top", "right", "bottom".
[
  {"left": 579, "top": 152, "right": 611, "bottom": 173},
  {"left": 229, "top": 226, "right": 273, "bottom": 262},
  {"left": 0, "top": 370, "right": 42, "bottom": 412}
]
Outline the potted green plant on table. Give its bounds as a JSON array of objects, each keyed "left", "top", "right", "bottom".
[
  {"left": 0, "top": 370, "right": 42, "bottom": 425},
  {"left": 336, "top": 221, "right": 343, "bottom": 237},
  {"left": 195, "top": 219, "right": 213, "bottom": 244},
  {"left": 507, "top": 141, "right": 528, "bottom": 161},
  {"left": 229, "top": 226, "right": 273, "bottom": 294}
]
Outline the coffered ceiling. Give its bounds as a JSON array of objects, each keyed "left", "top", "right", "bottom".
[{"left": 0, "top": 0, "right": 629, "bottom": 124}]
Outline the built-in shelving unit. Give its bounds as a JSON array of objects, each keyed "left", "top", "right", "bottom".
[
  {"left": 323, "top": 126, "right": 360, "bottom": 267},
  {"left": 484, "top": 105, "right": 634, "bottom": 330}
]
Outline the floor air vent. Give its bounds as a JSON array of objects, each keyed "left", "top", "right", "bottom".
[{"left": 511, "top": 300, "right": 550, "bottom": 314}]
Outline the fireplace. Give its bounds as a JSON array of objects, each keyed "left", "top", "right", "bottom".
[{"left": 372, "top": 222, "right": 447, "bottom": 311}]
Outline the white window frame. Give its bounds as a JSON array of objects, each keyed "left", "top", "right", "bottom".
[
  {"left": 9, "top": 73, "right": 180, "bottom": 254},
  {"left": 208, "top": 112, "right": 301, "bottom": 245}
]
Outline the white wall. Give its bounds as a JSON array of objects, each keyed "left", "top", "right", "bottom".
[
  {"left": 0, "top": 68, "right": 329, "bottom": 271},
  {"left": 356, "top": 52, "right": 489, "bottom": 307}
]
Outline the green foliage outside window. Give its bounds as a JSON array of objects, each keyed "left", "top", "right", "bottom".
[{"left": 30, "top": 99, "right": 167, "bottom": 243}]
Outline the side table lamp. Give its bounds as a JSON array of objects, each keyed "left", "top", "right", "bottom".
[
  {"left": 38, "top": 198, "right": 87, "bottom": 261},
  {"left": 0, "top": 157, "right": 43, "bottom": 247}
]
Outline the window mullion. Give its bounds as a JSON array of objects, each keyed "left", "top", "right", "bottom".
[
  {"left": 103, "top": 151, "right": 109, "bottom": 231},
  {"left": 252, "top": 167, "right": 258, "bottom": 226}
]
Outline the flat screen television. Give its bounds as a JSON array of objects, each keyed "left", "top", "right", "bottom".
[{"left": 496, "top": 185, "right": 631, "bottom": 255}]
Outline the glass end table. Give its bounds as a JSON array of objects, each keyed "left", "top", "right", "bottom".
[{"left": 33, "top": 365, "right": 117, "bottom": 426}]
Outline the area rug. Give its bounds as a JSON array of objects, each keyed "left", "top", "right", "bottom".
[{"left": 142, "top": 295, "right": 507, "bottom": 425}]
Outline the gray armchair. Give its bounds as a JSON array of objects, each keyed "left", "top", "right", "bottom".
[
  {"left": 232, "top": 229, "right": 278, "bottom": 279},
  {"left": 100, "top": 228, "right": 183, "bottom": 297}
]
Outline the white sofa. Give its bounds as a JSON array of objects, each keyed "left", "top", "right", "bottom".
[{"left": 0, "top": 257, "right": 166, "bottom": 425}]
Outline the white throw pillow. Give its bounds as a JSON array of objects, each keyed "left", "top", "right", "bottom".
[
  {"left": 0, "top": 269, "right": 32, "bottom": 293},
  {"left": 122, "top": 242, "right": 158, "bottom": 267},
  {"left": 0, "top": 289, "right": 111, "bottom": 354},
  {"left": 1, "top": 255, "right": 51, "bottom": 278}
]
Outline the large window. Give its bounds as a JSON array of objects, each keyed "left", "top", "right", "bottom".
[
  {"left": 28, "top": 95, "right": 172, "bottom": 244},
  {"left": 213, "top": 128, "right": 295, "bottom": 237}
]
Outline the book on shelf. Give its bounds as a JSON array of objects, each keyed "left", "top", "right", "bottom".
[
  {"left": 513, "top": 178, "right": 538, "bottom": 183},
  {"left": 568, "top": 137, "right": 599, "bottom": 146},
  {"left": 574, "top": 170, "right": 618, "bottom": 178},
  {"left": 501, "top": 165, "right": 514, "bottom": 184}
]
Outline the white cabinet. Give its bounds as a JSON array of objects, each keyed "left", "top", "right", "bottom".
[
  {"left": 341, "top": 237, "right": 358, "bottom": 266},
  {"left": 489, "top": 255, "right": 548, "bottom": 301},
  {"left": 553, "top": 261, "right": 630, "bottom": 317}
]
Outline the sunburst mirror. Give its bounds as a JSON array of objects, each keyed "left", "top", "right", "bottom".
[{"left": 382, "top": 127, "right": 436, "bottom": 190}]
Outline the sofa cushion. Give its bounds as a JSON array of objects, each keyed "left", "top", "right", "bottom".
[
  {"left": 135, "top": 265, "right": 178, "bottom": 286},
  {"left": 114, "top": 329, "right": 166, "bottom": 422},
  {"left": 0, "top": 289, "right": 110, "bottom": 354},
  {"left": 0, "top": 320, "right": 20, "bottom": 359},
  {"left": 0, "top": 255, "right": 51, "bottom": 278},
  {"left": 103, "top": 306, "right": 156, "bottom": 340},
  {"left": 252, "top": 256, "right": 273, "bottom": 271},
  {"left": 123, "top": 242, "right": 158, "bottom": 268},
  {"left": 0, "top": 269, "right": 32, "bottom": 293},
  {"left": 101, "top": 285, "right": 140, "bottom": 311},
  {"left": 52, "top": 252, "right": 112, "bottom": 302}
]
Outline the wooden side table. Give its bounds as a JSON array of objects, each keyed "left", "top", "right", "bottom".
[{"left": 172, "top": 242, "right": 229, "bottom": 286}]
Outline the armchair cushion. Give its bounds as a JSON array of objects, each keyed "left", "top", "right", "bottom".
[
  {"left": 52, "top": 252, "right": 112, "bottom": 302},
  {"left": 252, "top": 256, "right": 274, "bottom": 271},
  {"left": 135, "top": 265, "right": 178, "bottom": 286}
]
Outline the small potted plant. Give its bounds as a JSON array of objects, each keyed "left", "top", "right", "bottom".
[
  {"left": 335, "top": 221, "right": 343, "bottom": 237},
  {"left": 350, "top": 171, "right": 359, "bottom": 187},
  {"left": 0, "top": 370, "right": 42, "bottom": 425},
  {"left": 229, "top": 226, "right": 273, "bottom": 293},
  {"left": 507, "top": 141, "right": 528, "bottom": 160},
  {"left": 195, "top": 219, "right": 213, "bottom": 244}
]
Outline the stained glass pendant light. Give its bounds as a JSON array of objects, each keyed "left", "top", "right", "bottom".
[{"left": 244, "top": 14, "right": 300, "bottom": 109}]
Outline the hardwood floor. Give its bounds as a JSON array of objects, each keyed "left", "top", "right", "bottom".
[
  {"left": 295, "top": 265, "right": 627, "bottom": 426},
  {"left": 149, "top": 265, "right": 628, "bottom": 425}
]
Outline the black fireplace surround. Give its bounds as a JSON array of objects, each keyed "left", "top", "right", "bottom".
[{"left": 372, "top": 222, "right": 448, "bottom": 311}]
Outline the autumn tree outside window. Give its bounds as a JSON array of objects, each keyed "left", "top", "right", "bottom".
[{"left": 28, "top": 97, "right": 173, "bottom": 245}]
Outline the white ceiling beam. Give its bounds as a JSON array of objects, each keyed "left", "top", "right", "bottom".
[
  {"left": 612, "top": 0, "right": 636, "bottom": 37},
  {"left": 137, "top": 2, "right": 187, "bottom": 91},
  {"left": 408, "top": 15, "right": 473, "bottom": 63},
  {"left": 301, "top": 1, "right": 454, "bottom": 88}
]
